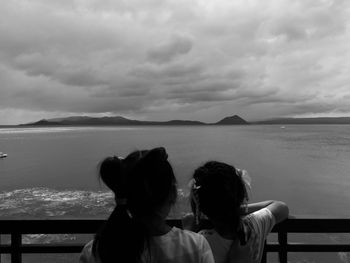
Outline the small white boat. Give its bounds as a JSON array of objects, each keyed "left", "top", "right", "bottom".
[
  {"left": 0, "top": 152, "right": 8, "bottom": 158},
  {"left": 280, "top": 126, "right": 286, "bottom": 129}
]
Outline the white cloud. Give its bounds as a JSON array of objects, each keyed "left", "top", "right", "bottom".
[{"left": 0, "top": 0, "right": 350, "bottom": 124}]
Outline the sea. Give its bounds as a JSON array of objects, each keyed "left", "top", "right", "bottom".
[{"left": 0, "top": 125, "right": 350, "bottom": 262}]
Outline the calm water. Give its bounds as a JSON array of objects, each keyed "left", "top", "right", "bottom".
[
  {"left": 1, "top": 125, "right": 350, "bottom": 262},
  {"left": 1, "top": 125, "right": 350, "bottom": 218}
]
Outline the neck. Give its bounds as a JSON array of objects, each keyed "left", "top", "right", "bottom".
[{"left": 142, "top": 217, "right": 172, "bottom": 236}]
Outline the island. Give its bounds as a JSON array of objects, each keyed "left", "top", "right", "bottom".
[
  {"left": 2, "top": 115, "right": 350, "bottom": 127},
  {"left": 20, "top": 115, "right": 250, "bottom": 126}
]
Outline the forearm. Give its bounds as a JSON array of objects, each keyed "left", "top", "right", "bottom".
[
  {"left": 245, "top": 200, "right": 289, "bottom": 223},
  {"left": 241, "top": 200, "right": 275, "bottom": 215}
]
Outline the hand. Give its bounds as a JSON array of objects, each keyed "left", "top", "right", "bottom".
[{"left": 182, "top": 213, "right": 195, "bottom": 231}]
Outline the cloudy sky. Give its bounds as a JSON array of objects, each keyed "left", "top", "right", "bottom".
[{"left": 1, "top": 0, "right": 350, "bottom": 124}]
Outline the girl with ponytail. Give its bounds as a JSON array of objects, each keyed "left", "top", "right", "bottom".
[
  {"left": 188, "top": 161, "right": 289, "bottom": 263},
  {"left": 79, "top": 147, "right": 214, "bottom": 263}
]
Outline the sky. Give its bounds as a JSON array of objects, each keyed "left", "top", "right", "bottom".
[{"left": 0, "top": 0, "right": 350, "bottom": 124}]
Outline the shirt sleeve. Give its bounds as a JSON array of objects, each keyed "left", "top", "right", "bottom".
[
  {"left": 250, "top": 208, "right": 276, "bottom": 237},
  {"left": 199, "top": 234, "right": 215, "bottom": 263},
  {"left": 245, "top": 208, "right": 276, "bottom": 262}
]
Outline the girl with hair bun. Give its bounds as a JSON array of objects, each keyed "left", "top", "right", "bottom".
[
  {"left": 188, "top": 161, "right": 289, "bottom": 263},
  {"left": 79, "top": 147, "right": 215, "bottom": 263}
]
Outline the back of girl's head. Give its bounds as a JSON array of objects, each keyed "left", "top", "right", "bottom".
[
  {"left": 127, "top": 148, "right": 177, "bottom": 217},
  {"left": 191, "top": 161, "right": 248, "bottom": 231},
  {"left": 94, "top": 147, "right": 177, "bottom": 263}
]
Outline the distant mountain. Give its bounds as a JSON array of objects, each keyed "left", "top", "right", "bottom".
[
  {"left": 28, "top": 119, "right": 61, "bottom": 126},
  {"left": 20, "top": 115, "right": 249, "bottom": 126},
  {"left": 215, "top": 115, "right": 249, "bottom": 125},
  {"left": 254, "top": 117, "right": 350, "bottom": 125},
  {"left": 158, "top": 120, "right": 204, "bottom": 125},
  {"left": 17, "top": 115, "right": 350, "bottom": 127},
  {"left": 22, "top": 116, "right": 206, "bottom": 126}
]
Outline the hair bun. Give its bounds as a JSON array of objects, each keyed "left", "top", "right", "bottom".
[
  {"left": 99, "top": 156, "right": 124, "bottom": 194},
  {"left": 143, "top": 147, "right": 168, "bottom": 162}
]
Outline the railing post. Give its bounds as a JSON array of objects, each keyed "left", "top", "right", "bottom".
[
  {"left": 278, "top": 231, "right": 287, "bottom": 263},
  {"left": 11, "top": 233, "right": 21, "bottom": 263}
]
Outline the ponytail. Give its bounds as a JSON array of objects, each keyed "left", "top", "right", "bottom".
[
  {"left": 93, "top": 154, "right": 148, "bottom": 263},
  {"left": 93, "top": 204, "right": 147, "bottom": 262}
]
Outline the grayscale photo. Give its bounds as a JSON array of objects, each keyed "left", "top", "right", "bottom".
[{"left": 0, "top": 1, "right": 350, "bottom": 262}]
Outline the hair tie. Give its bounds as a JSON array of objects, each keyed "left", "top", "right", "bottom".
[
  {"left": 189, "top": 178, "right": 201, "bottom": 190},
  {"left": 236, "top": 168, "right": 252, "bottom": 201},
  {"left": 115, "top": 198, "right": 133, "bottom": 219},
  {"left": 189, "top": 178, "right": 203, "bottom": 224},
  {"left": 126, "top": 209, "right": 133, "bottom": 219}
]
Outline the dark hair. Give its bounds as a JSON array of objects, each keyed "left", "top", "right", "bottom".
[
  {"left": 93, "top": 147, "right": 177, "bottom": 263},
  {"left": 190, "top": 161, "right": 248, "bottom": 241}
]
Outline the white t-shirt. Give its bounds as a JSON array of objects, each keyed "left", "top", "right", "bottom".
[
  {"left": 80, "top": 227, "right": 214, "bottom": 263},
  {"left": 199, "top": 208, "right": 276, "bottom": 263}
]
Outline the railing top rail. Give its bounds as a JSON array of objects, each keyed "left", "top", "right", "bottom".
[
  {"left": 272, "top": 218, "right": 350, "bottom": 233},
  {"left": 1, "top": 218, "right": 350, "bottom": 234}
]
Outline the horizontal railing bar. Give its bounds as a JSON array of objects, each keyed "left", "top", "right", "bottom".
[
  {"left": 265, "top": 243, "right": 350, "bottom": 252},
  {"left": 285, "top": 244, "right": 350, "bottom": 252},
  {"left": 0, "top": 219, "right": 104, "bottom": 234},
  {"left": 0, "top": 244, "right": 84, "bottom": 254},
  {"left": 0, "top": 219, "right": 183, "bottom": 234},
  {"left": 2, "top": 243, "right": 350, "bottom": 254},
  {"left": 1, "top": 218, "right": 350, "bottom": 234},
  {"left": 264, "top": 244, "right": 283, "bottom": 252},
  {"left": 0, "top": 219, "right": 350, "bottom": 235},
  {"left": 272, "top": 219, "right": 350, "bottom": 233}
]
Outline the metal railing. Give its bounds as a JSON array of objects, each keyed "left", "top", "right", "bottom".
[
  {"left": 262, "top": 218, "right": 350, "bottom": 263},
  {"left": 1, "top": 218, "right": 350, "bottom": 263}
]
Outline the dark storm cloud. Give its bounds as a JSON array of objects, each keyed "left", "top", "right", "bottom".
[
  {"left": 13, "top": 55, "right": 107, "bottom": 87},
  {"left": 0, "top": 0, "right": 350, "bottom": 124},
  {"left": 147, "top": 35, "right": 193, "bottom": 64}
]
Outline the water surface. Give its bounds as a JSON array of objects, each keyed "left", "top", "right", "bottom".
[{"left": 1, "top": 125, "right": 350, "bottom": 263}]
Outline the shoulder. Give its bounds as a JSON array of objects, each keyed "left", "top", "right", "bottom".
[
  {"left": 248, "top": 208, "right": 276, "bottom": 224},
  {"left": 170, "top": 227, "right": 212, "bottom": 252},
  {"left": 244, "top": 208, "right": 276, "bottom": 237},
  {"left": 199, "top": 228, "right": 233, "bottom": 247},
  {"left": 155, "top": 227, "right": 214, "bottom": 262},
  {"left": 81, "top": 240, "right": 94, "bottom": 256},
  {"left": 172, "top": 227, "right": 208, "bottom": 244},
  {"left": 198, "top": 228, "right": 216, "bottom": 237},
  {"left": 79, "top": 240, "right": 99, "bottom": 263},
  {"left": 198, "top": 229, "right": 222, "bottom": 244},
  {"left": 178, "top": 228, "right": 214, "bottom": 262}
]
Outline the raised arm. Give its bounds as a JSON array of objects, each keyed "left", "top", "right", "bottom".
[
  {"left": 266, "top": 201, "right": 289, "bottom": 224},
  {"left": 242, "top": 200, "right": 289, "bottom": 224},
  {"left": 242, "top": 200, "right": 275, "bottom": 214}
]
